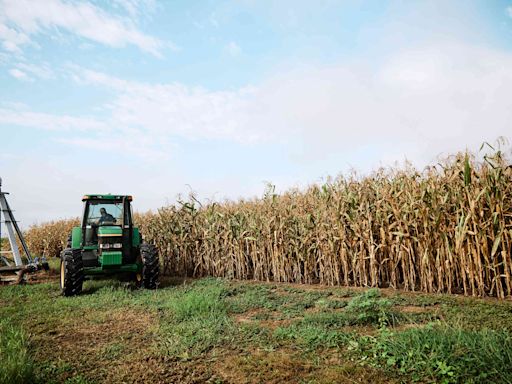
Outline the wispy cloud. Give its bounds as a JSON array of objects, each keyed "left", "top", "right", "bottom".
[
  {"left": 507, "top": 6, "right": 512, "bottom": 18},
  {"left": 69, "top": 42, "right": 512, "bottom": 165},
  {"left": 0, "top": 107, "right": 108, "bottom": 131},
  {"left": 0, "top": 0, "right": 164, "bottom": 56},
  {"left": 4, "top": 42, "right": 512, "bottom": 167},
  {"left": 56, "top": 133, "right": 171, "bottom": 161},
  {"left": 0, "top": 22, "right": 29, "bottom": 52},
  {"left": 225, "top": 41, "right": 241, "bottom": 57},
  {"left": 8, "top": 67, "right": 30, "bottom": 81},
  {"left": 111, "top": 0, "right": 156, "bottom": 19},
  {"left": 69, "top": 65, "right": 261, "bottom": 143},
  {"left": 8, "top": 61, "right": 54, "bottom": 81},
  {"left": 0, "top": 105, "right": 170, "bottom": 160}
]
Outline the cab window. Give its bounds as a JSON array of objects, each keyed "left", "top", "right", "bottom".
[{"left": 86, "top": 202, "right": 123, "bottom": 226}]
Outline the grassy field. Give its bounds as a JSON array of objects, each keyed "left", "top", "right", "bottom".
[{"left": 1, "top": 265, "right": 512, "bottom": 384}]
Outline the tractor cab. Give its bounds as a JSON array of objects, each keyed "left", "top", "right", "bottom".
[{"left": 81, "top": 195, "right": 132, "bottom": 246}]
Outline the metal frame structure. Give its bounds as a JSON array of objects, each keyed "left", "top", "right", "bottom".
[{"left": 0, "top": 177, "right": 33, "bottom": 267}]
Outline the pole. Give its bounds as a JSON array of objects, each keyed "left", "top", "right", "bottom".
[{"left": 0, "top": 177, "right": 2, "bottom": 256}]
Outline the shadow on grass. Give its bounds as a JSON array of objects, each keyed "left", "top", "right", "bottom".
[
  {"left": 158, "top": 276, "right": 196, "bottom": 289},
  {"left": 77, "top": 275, "right": 194, "bottom": 295}
]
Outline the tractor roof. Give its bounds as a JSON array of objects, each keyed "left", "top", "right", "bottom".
[{"left": 82, "top": 194, "right": 132, "bottom": 201}]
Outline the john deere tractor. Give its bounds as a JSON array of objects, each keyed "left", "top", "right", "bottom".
[{"left": 60, "top": 194, "right": 159, "bottom": 296}]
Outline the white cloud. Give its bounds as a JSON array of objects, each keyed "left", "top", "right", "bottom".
[
  {"left": 8, "top": 67, "right": 30, "bottom": 80},
  {"left": 56, "top": 132, "right": 173, "bottom": 161},
  {"left": 69, "top": 65, "right": 260, "bottom": 143},
  {"left": 0, "top": 24, "right": 29, "bottom": 54},
  {"left": 0, "top": 107, "right": 108, "bottom": 131},
  {"left": 112, "top": 0, "right": 156, "bottom": 19},
  {"left": 507, "top": 6, "right": 512, "bottom": 18},
  {"left": 10, "top": 62, "right": 54, "bottom": 80},
  {"left": 247, "top": 43, "right": 512, "bottom": 165},
  {"left": 225, "top": 41, "right": 241, "bottom": 57},
  {"left": 0, "top": 0, "right": 164, "bottom": 56},
  {"left": 20, "top": 62, "right": 54, "bottom": 79},
  {"left": 0, "top": 100, "right": 173, "bottom": 160}
]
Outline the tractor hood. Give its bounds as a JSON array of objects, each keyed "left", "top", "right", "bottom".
[
  {"left": 97, "top": 226, "right": 122, "bottom": 237},
  {"left": 97, "top": 226, "right": 123, "bottom": 268}
]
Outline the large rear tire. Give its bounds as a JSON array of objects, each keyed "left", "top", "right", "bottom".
[
  {"left": 141, "top": 243, "right": 159, "bottom": 289},
  {"left": 60, "top": 248, "right": 84, "bottom": 296}
]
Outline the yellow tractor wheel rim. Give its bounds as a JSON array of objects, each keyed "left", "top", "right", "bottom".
[
  {"left": 60, "top": 261, "right": 65, "bottom": 288},
  {"left": 136, "top": 273, "right": 142, "bottom": 282}
]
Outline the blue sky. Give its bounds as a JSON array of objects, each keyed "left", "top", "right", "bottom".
[{"left": 1, "top": 0, "right": 512, "bottom": 226}]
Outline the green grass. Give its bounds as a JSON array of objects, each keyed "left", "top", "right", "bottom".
[
  {"left": 0, "top": 322, "right": 35, "bottom": 384},
  {"left": 2, "top": 273, "right": 512, "bottom": 383},
  {"left": 359, "top": 324, "right": 512, "bottom": 383},
  {"left": 273, "top": 322, "right": 352, "bottom": 350},
  {"left": 157, "top": 278, "right": 236, "bottom": 357}
]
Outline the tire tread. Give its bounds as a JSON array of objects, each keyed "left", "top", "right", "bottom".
[
  {"left": 141, "top": 243, "right": 159, "bottom": 289},
  {"left": 61, "top": 248, "right": 84, "bottom": 296}
]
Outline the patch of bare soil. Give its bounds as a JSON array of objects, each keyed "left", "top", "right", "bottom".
[
  {"left": 258, "top": 318, "right": 294, "bottom": 330},
  {"left": 108, "top": 355, "right": 219, "bottom": 384},
  {"left": 234, "top": 308, "right": 265, "bottom": 324},
  {"left": 394, "top": 323, "right": 428, "bottom": 332},
  {"left": 216, "top": 348, "right": 315, "bottom": 384},
  {"left": 399, "top": 305, "right": 438, "bottom": 314},
  {"left": 31, "top": 308, "right": 208, "bottom": 383},
  {"left": 32, "top": 306, "right": 221, "bottom": 383},
  {"left": 215, "top": 347, "right": 399, "bottom": 384},
  {"left": 1, "top": 268, "right": 57, "bottom": 286},
  {"left": 234, "top": 309, "right": 295, "bottom": 330},
  {"left": 27, "top": 269, "right": 58, "bottom": 284}
]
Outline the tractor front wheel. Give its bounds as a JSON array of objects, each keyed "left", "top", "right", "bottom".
[
  {"left": 140, "top": 243, "right": 159, "bottom": 289},
  {"left": 60, "top": 248, "right": 84, "bottom": 296}
]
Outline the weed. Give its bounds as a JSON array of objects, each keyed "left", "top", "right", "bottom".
[
  {"left": 274, "top": 323, "right": 351, "bottom": 350},
  {"left": 64, "top": 376, "right": 95, "bottom": 384},
  {"left": 100, "top": 343, "right": 125, "bottom": 359},
  {"left": 168, "top": 281, "right": 227, "bottom": 321},
  {"left": 345, "top": 289, "right": 397, "bottom": 326}
]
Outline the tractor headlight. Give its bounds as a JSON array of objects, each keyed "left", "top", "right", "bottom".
[{"left": 100, "top": 243, "right": 122, "bottom": 249}]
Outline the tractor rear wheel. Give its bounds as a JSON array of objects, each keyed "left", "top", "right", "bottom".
[
  {"left": 60, "top": 248, "right": 84, "bottom": 296},
  {"left": 141, "top": 243, "right": 159, "bottom": 289}
]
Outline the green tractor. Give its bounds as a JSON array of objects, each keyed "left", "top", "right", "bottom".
[{"left": 60, "top": 194, "right": 159, "bottom": 296}]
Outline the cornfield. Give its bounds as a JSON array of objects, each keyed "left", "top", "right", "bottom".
[
  {"left": 22, "top": 147, "right": 512, "bottom": 297},
  {"left": 23, "top": 218, "right": 79, "bottom": 260}
]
